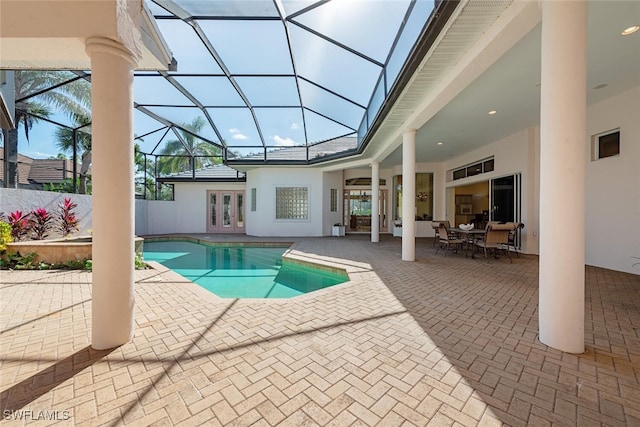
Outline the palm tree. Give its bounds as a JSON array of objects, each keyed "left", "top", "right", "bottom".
[
  {"left": 4, "top": 71, "right": 91, "bottom": 188},
  {"left": 54, "top": 116, "right": 92, "bottom": 194},
  {"left": 157, "top": 117, "right": 221, "bottom": 175}
]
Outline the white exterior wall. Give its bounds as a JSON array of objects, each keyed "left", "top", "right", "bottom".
[
  {"left": 323, "top": 170, "right": 343, "bottom": 235},
  {"left": 173, "top": 182, "right": 246, "bottom": 233},
  {"left": 0, "top": 188, "right": 92, "bottom": 236},
  {"left": 245, "top": 168, "right": 324, "bottom": 237},
  {"left": 135, "top": 199, "right": 177, "bottom": 236},
  {"left": 585, "top": 86, "right": 640, "bottom": 274}
]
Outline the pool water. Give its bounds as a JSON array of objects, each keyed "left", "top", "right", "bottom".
[{"left": 143, "top": 240, "right": 348, "bottom": 298}]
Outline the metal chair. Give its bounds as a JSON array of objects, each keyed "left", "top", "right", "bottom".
[
  {"left": 435, "top": 223, "right": 463, "bottom": 257},
  {"left": 506, "top": 222, "right": 525, "bottom": 258},
  {"left": 472, "top": 223, "right": 512, "bottom": 262},
  {"left": 431, "top": 220, "right": 450, "bottom": 247}
]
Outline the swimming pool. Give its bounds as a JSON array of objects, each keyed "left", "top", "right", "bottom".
[{"left": 143, "top": 240, "right": 348, "bottom": 298}]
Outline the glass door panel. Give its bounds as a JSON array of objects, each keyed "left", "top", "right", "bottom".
[
  {"left": 222, "top": 193, "right": 232, "bottom": 228},
  {"left": 379, "top": 190, "right": 388, "bottom": 232},
  {"left": 210, "top": 193, "right": 217, "bottom": 228},
  {"left": 490, "top": 173, "right": 522, "bottom": 246},
  {"left": 236, "top": 193, "right": 244, "bottom": 228},
  {"left": 490, "top": 175, "right": 516, "bottom": 222}
]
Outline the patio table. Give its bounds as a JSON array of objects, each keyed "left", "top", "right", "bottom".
[{"left": 448, "top": 228, "right": 486, "bottom": 257}]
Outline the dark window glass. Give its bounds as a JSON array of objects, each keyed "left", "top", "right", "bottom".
[
  {"left": 344, "top": 178, "right": 386, "bottom": 186},
  {"left": 466, "top": 163, "right": 482, "bottom": 177},
  {"left": 453, "top": 169, "right": 466, "bottom": 180},
  {"left": 483, "top": 159, "right": 494, "bottom": 172},
  {"left": 598, "top": 131, "right": 620, "bottom": 159}
]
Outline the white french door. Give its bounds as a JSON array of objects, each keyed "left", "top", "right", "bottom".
[{"left": 207, "top": 190, "right": 245, "bottom": 233}]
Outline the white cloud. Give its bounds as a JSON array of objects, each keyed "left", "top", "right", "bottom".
[
  {"left": 272, "top": 135, "right": 297, "bottom": 146},
  {"left": 290, "top": 123, "right": 300, "bottom": 130},
  {"left": 229, "top": 128, "right": 248, "bottom": 140}
]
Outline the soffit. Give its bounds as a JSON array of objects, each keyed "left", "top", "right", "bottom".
[{"left": 369, "top": 0, "right": 515, "bottom": 163}]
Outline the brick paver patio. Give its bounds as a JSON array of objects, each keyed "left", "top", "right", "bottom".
[{"left": 1, "top": 235, "right": 639, "bottom": 426}]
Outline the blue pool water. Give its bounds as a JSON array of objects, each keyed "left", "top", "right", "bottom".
[{"left": 143, "top": 240, "right": 347, "bottom": 298}]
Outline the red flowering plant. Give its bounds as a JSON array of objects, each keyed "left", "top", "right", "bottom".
[
  {"left": 58, "top": 198, "right": 79, "bottom": 237},
  {"left": 30, "top": 208, "right": 54, "bottom": 240},
  {"left": 7, "top": 210, "right": 33, "bottom": 241}
]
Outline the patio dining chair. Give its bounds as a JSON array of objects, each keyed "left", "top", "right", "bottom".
[
  {"left": 472, "top": 223, "right": 513, "bottom": 262},
  {"left": 431, "top": 220, "right": 450, "bottom": 247},
  {"left": 505, "top": 222, "right": 525, "bottom": 258},
  {"left": 435, "top": 223, "right": 463, "bottom": 257}
]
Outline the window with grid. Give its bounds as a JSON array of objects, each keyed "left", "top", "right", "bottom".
[{"left": 276, "top": 187, "right": 308, "bottom": 219}]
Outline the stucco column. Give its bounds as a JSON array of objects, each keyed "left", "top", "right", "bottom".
[
  {"left": 539, "top": 1, "right": 586, "bottom": 353},
  {"left": 371, "top": 161, "right": 380, "bottom": 243},
  {"left": 402, "top": 129, "right": 416, "bottom": 261},
  {"left": 86, "top": 37, "right": 137, "bottom": 350}
]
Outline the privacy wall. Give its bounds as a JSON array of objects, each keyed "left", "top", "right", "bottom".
[{"left": 0, "top": 188, "right": 92, "bottom": 237}]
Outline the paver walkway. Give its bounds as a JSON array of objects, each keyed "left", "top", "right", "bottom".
[{"left": 1, "top": 235, "right": 639, "bottom": 426}]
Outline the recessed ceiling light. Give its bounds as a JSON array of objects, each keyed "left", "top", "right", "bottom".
[
  {"left": 488, "top": 110, "right": 497, "bottom": 115},
  {"left": 437, "top": 142, "right": 443, "bottom": 146},
  {"left": 621, "top": 25, "right": 639, "bottom": 36}
]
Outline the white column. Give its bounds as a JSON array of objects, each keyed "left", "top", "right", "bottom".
[
  {"left": 371, "top": 161, "right": 380, "bottom": 243},
  {"left": 539, "top": 1, "right": 586, "bottom": 353},
  {"left": 402, "top": 129, "right": 416, "bottom": 261},
  {"left": 86, "top": 37, "right": 137, "bottom": 350}
]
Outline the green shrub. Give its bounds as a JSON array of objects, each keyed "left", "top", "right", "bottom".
[{"left": 135, "top": 253, "right": 147, "bottom": 270}]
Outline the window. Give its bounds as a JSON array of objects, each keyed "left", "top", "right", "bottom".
[
  {"left": 330, "top": 188, "right": 338, "bottom": 212},
  {"left": 393, "top": 173, "right": 433, "bottom": 221},
  {"left": 592, "top": 129, "right": 620, "bottom": 160},
  {"left": 450, "top": 157, "right": 495, "bottom": 181},
  {"left": 483, "top": 159, "right": 494, "bottom": 173},
  {"left": 251, "top": 188, "right": 256, "bottom": 211},
  {"left": 452, "top": 169, "right": 467, "bottom": 180},
  {"left": 345, "top": 177, "right": 386, "bottom": 186},
  {"left": 276, "top": 187, "right": 308, "bottom": 219},
  {"left": 466, "top": 163, "right": 483, "bottom": 177}
]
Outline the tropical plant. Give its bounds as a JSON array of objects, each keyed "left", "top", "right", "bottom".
[
  {"left": 43, "top": 178, "right": 92, "bottom": 194},
  {"left": 5, "top": 71, "right": 91, "bottom": 187},
  {"left": 57, "top": 198, "right": 79, "bottom": 237},
  {"left": 30, "top": 208, "right": 54, "bottom": 240},
  {"left": 157, "top": 117, "right": 221, "bottom": 175},
  {"left": 54, "top": 118, "right": 92, "bottom": 194},
  {"left": 7, "top": 211, "right": 32, "bottom": 241}
]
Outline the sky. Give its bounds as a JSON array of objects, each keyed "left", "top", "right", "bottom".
[{"left": 10, "top": 0, "right": 436, "bottom": 160}]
